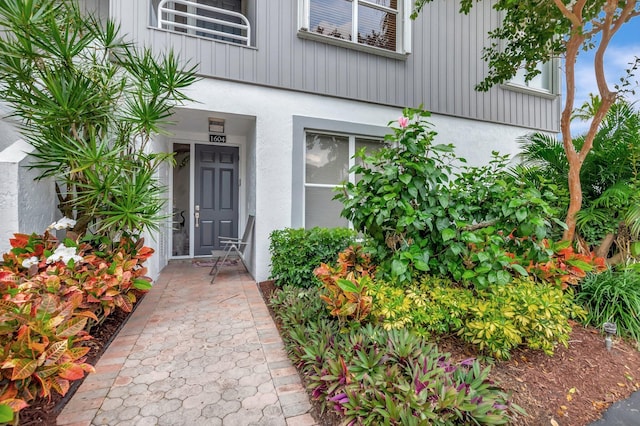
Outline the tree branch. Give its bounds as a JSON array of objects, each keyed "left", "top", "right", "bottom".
[{"left": 461, "top": 219, "right": 498, "bottom": 232}]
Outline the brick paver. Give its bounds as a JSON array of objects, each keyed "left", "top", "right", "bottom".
[{"left": 57, "top": 262, "right": 316, "bottom": 426}]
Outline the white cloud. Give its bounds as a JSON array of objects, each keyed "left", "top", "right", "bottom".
[{"left": 568, "top": 43, "right": 640, "bottom": 135}]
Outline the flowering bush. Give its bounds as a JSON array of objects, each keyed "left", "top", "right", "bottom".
[
  {"left": 0, "top": 219, "right": 153, "bottom": 418},
  {"left": 335, "top": 107, "right": 563, "bottom": 287}
]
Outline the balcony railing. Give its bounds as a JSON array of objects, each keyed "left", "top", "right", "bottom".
[{"left": 157, "top": 0, "right": 251, "bottom": 46}]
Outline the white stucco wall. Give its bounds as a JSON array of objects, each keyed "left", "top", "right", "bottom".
[
  {"left": 155, "top": 79, "right": 540, "bottom": 282},
  {"left": 0, "top": 140, "right": 56, "bottom": 256}
]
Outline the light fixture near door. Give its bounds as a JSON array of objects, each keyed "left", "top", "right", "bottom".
[{"left": 208, "top": 118, "right": 225, "bottom": 134}]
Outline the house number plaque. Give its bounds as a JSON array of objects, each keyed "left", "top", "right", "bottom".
[{"left": 209, "top": 134, "right": 227, "bottom": 143}]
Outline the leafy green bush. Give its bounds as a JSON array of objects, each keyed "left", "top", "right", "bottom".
[
  {"left": 461, "top": 279, "right": 584, "bottom": 359},
  {"left": 370, "top": 276, "right": 474, "bottom": 334},
  {"left": 576, "top": 266, "right": 640, "bottom": 344},
  {"left": 270, "top": 285, "right": 523, "bottom": 425},
  {"left": 370, "top": 277, "right": 584, "bottom": 359},
  {"left": 268, "top": 227, "right": 357, "bottom": 287},
  {"left": 335, "top": 107, "right": 562, "bottom": 286},
  {"left": 0, "top": 0, "right": 197, "bottom": 238}
]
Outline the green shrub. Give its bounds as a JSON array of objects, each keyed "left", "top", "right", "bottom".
[
  {"left": 268, "top": 227, "right": 357, "bottom": 287},
  {"left": 370, "top": 276, "right": 474, "bottom": 334},
  {"left": 461, "top": 279, "right": 584, "bottom": 359},
  {"left": 335, "top": 107, "right": 562, "bottom": 286},
  {"left": 576, "top": 267, "right": 640, "bottom": 344},
  {"left": 270, "top": 285, "right": 522, "bottom": 425},
  {"left": 371, "top": 276, "right": 584, "bottom": 359}
]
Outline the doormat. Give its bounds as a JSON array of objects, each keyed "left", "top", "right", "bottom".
[{"left": 192, "top": 259, "right": 239, "bottom": 267}]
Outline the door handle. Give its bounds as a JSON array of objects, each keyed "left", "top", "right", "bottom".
[{"left": 194, "top": 205, "right": 200, "bottom": 228}]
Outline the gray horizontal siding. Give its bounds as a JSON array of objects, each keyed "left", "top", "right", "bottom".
[{"left": 109, "top": 0, "right": 560, "bottom": 132}]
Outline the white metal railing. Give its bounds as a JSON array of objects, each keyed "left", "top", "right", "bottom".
[{"left": 157, "top": 0, "right": 251, "bottom": 46}]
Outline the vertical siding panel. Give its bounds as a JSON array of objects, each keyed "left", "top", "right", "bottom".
[
  {"left": 378, "top": 59, "right": 386, "bottom": 103},
  {"left": 368, "top": 57, "right": 378, "bottom": 102},
  {"left": 420, "top": 11, "right": 431, "bottom": 110},
  {"left": 447, "top": 0, "right": 455, "bottom": 114},
  {"left": 336, "top": 49, "right": 347, "bottom": 97},
  {"left": 407, "top": 18, "right": 418, "bottom": 107},
  {"left": 280, "top": 4, "right": 294, "bottom": 89},
  {"left": 317, "top": 45, "right": 326, "bottom": 93},
  {"left": 228, "top": 46, "right": 240, "bottom": 78},
  {"left": 459, "top": 5, "right": 470, "bottom": 117},
  {"left": 429, "top": 4, "right": 439, "bottom": 111}
]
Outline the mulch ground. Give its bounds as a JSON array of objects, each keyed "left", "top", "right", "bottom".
[{"left": 258, "top": 280, "right": 640, "bottom": 426}]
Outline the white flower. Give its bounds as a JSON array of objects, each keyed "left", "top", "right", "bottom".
[
  {"left": 47, "top": 217, "right": 77, "bottom": 231},
  {"left": 46, "top": 244, "right": 83, "bottom": 264},
  {"left": 21, "top": 256, "right": 39, "bottom": 268}
]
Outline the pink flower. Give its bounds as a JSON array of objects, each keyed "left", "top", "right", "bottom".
[{"left": 398, "top": 116, "right": 409, "bottom": 128}]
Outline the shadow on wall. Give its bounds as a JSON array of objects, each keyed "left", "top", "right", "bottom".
[{"left": 0, "top": 139, "right": 56, "bottom": 255}]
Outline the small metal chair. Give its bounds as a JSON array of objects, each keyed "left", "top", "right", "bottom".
[{"left": 209, "top": 215, "right": 255, "bottom": 283}]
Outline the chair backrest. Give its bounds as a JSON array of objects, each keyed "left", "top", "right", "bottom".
[{"left": 238, "top": 215, "right": 255, "bottom": 254}]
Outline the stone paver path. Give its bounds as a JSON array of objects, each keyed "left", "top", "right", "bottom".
[{"left": 57, "top": 262, "right": 316, "bottom": 426}]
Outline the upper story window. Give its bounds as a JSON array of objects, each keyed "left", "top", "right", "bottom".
[
  {"left": 504, "top": 60, "right": 559, "bottom": 97},
  {"left": 153, "top": 0, "right": 253, "bottom": 46},
  {"left": 298, "top": 0, "right": 412, "bottom": 56}
]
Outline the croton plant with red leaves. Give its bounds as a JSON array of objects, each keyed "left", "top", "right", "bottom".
[
  {"left": 0, "top": 222, "right": 154, "bottom": 418},
  {"left": 526, "top": 240, "right": 607, "bottom": 289}
]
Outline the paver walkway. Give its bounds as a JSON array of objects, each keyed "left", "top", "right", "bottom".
[{"left": 57, "top": 261, "right": 316, "bottom": 426}]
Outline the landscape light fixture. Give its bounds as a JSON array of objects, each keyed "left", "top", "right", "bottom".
[{"left": 603, "top": 322, "right": 617, "bottom": 351}]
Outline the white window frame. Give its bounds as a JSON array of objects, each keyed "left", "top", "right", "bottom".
[
  {"left": 297, "top": 0, "right": 412, "bottom": 57},
  {"left": 502, "top": 58, "right": 560, "bottom": 98},
  {"left": 303, "top": 130, "right": 383, "bottom": 229}
]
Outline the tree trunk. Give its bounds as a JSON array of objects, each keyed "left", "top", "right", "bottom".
[
  {"left": 596, "top": 233, "right": 616, "bottom": 258},
  {"left": 563, "top": 161, "right": 583, "bottom": 241}
]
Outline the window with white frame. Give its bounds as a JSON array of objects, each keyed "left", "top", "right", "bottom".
[
  {"left": 506, "top": 60, "right": 558, "bottom": 95},
  {"left": 304, "top": 131, "right": 382, "bottom": 228},
  {"left": 298, "top": 0, "right": 412, "bottom": 54}
]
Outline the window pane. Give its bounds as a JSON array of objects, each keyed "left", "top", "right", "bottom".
[
  {"left": 355, "top": 138, "right": 382, "bottom": 157},
  {"left": 306, "top": 133, "right": 349, "bottom": 184},
  {"left": 511, "top": 63, "right": 550, "bottom": 92},
  {"left": 355, "top": 138, "right": 383, "bottom": 182},
  {"left": 305, "top": 187, "right": 349, "bottom": 229},
  {"left": 309, "top": 0, "right": 352, "bottom": 40},
  {"left": 361, "top": 0, "right": 396, "bottom": 9},
  {"left": 358, "top": 3, "right": 396, "bottom": 50}
]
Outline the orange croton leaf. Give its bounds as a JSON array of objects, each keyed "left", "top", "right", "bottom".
[
  {"left": 114, "top": 295, "right": 133, "bottom": 313},
  {"left": 56, "top": 317, "right": 88, "bottom": 338},
  {"left": 9, "top": 234, "right": 30, "bottom": 249},
  {"left": 67, "top": 346, "right": 90, "bottom": 361},
  {"left": 58, "top": 363, "right": 86, "bottom": 381},
  {"left": 51, "top": 377, "right": 70, "bottom": 397},
  {"left": 10, "top": 358, "right": 38, "bottom": 381},
  {"left": 2, "top": 398, "right": 29, "bottom": 413},
  {"left": 73, "top": 310, "right": 99, "bottom": 322},
  {"left": 0, "top": 385, "right": 18, "bottom": 401}
]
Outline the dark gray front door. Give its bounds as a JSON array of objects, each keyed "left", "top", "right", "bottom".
[{"left": 194, "top": 144, "right": 239, "bottom": 255}]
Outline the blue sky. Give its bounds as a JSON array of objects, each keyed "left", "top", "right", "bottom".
[{"left": 571, "top": 17, "right": 640, "bottom": 133}]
